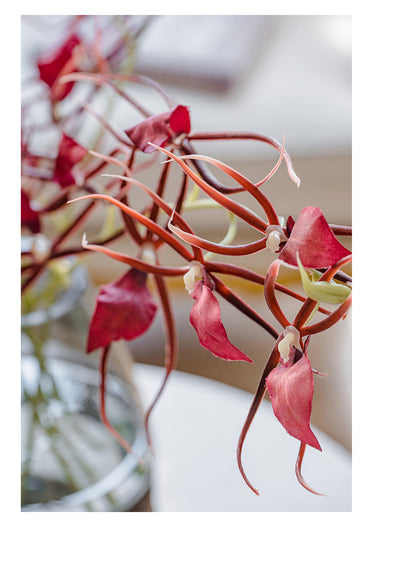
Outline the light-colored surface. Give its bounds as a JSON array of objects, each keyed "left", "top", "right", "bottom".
[
  {"left": 128, "top": 283, "right": 352, "bottom": 451},
  {"left": 134, "top": 363, "right": 352, "bottom": 512}
]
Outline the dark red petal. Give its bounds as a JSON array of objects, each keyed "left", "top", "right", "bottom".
[
  {"left": 87, "top": 268, "right": 157, "bottom": 353},
  {"left": 189, "top": 281, "right": 252, "bottom": 362},
  {"left": 124, "top": 105, "right": 190, "bottom": 154},
  {"left": 53, "top": 133, "right": 87, "bottom": 188},
  {"left": 37, "top": 33, "right": 80, "bottom": 101},
  {"left": 286, "top": 215, "right": 295, "bottom": 236},
  {"left": 169, "top": 105, "right": 191, "bottom": 136},
  {"left": 266, "top": 352, "right": 321, "bottom": 450},
  {"left": 21, "top": 190, "right": 41, "bottom": 233},
  {"left": 279, "top": 206, "right": 351, "bottom": 269}
]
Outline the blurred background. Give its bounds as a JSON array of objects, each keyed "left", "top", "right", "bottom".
[{"left": 22, "top": 15, "right": 352, "bottom": 450}]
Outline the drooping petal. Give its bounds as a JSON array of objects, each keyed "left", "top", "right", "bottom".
[
  {"left": 87, "top": 267, "right": 157, "bottom": 353},
  {"left": 21, "top": 190, "right": 41, "bottom": 233},
  {"left": 189, "top": 281, "right": 252, "bottom": 362},
  {"left": 53, "top": 133, "right": 87, "bottom": 187},
  {"left": 124, "top": 105, "right": 191, "bottom": 153},
  {"left": 37, "top": 34, "right": 81, "bottom": 101},
  {"left": 279, "top": 206, "right": 351, "bottom": 269},
  {"left": 266, "top": 351, "right": 321, "bottom": 450}
]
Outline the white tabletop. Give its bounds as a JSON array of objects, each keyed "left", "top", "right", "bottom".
[{"left": 133, "top": 363, "right": 351, "bottom": 512}]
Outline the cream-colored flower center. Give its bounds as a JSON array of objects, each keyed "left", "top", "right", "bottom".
[
  {"left": 278, "top": 326, "right": 301, "bottom": 363},
  {"left": 183, "top": 261, "right": 203, "bottom": 294}
]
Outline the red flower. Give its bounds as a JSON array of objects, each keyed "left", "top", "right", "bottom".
[
  {"left": 37, "top": 33, "right": 81, "bottom": 101},
  {"left": 87, "top": 268, "right": 157, "bottom": 353},
  {"left": 279, "top": 206, "right": 351, "bottom": 269},
  {"left": 21, "top": 190, "right": 40, "bottom": 234},
  {"left": 53, "top": 133, "right": 87, "bottom": 188},
  {"left": 125, "top": 105, "right": 191, "bottom": 153},
  {"left": 266, "top": 345, "right": 321, "bottom": 451},
  {"left": 189, "top": 280, "right": 252, "bottom": 362}
]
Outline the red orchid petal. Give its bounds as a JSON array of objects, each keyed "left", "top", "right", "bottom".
[
  {"left": 53, "top": 133, "right": 87, "bottom": 188},
  {"left": 21, "top": 190, "right": 41, "bottom": 233},
  {"left": 266, "top": 351, "right": 321, "bottom": 450},
  {"left": 169, "top": 105, "right": 191, "bottom": 136},
  {"left": 37, "top": 34, "right": 80, "bottom": 101},
  {"left": 87, "top": 268, "right": 157, "bottom": 353},
  {"left": 279, "top": 206, "right": 351, "bottom": 269},
  {"left": 124, "top": 105, "right": 190, "bottom": 153},
  {"left": 189, "top": 281, "right": 252, "bottom": 362}
]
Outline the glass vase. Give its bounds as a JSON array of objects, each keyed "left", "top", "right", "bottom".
[{"left": 21, "top": 239, "right": 151, "bottom": 511}]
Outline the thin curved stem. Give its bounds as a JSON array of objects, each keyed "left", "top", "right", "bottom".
[
  {"left": 144, "top": 274, "right": 178, "bottom": 451},
  {"left": 211, "top": 275, "right": 279, "bottom": 339},
  {"left": 169, "top": 216, "right": 267, "bottom": 256},
  {"left": 185, "top": 132, "right": 301, "bottom": 188},
  {"left": 172, "top": 153, "right": 280, "bottom": 224},
  {"left": 150, "top": 144, "right": 268, "bottom": 234},
  {"left": 115, "top": 149, "right": 145, "bottom": 246},
  {"left": 99, "top": 345, "right": 143, "bottom": 461},
  {"left": 68, "top": 194, "right": 194, "bottom": 261},
  {"left": 300, "top": 293, "right": 352, "bottom": 336},
  {"left": 60, "top": 71, "right": 152, "bottom": 117},
  {"left": 81, "top": 239, "right": 188, "bottom": 277},
  {"left": 82, "top": 102, "right": 132, "bottom": 147},
  {"left": 236, "top": 341, "right": 281, "bottom": 494},
  {"left": 102, "top": 173, "right": 204, "bottom": 263},
  {"left": 329, "top": 224, "right": 352, "bottom": 237},
  {"left": 295, "top": 442, "right": 325, "bottom": 495},
  {"left": 264, "top": 260, "right": 290, "bottom": 328}
]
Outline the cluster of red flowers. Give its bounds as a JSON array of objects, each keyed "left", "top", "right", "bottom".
[{"left": 21, "top": 19, "right": 352, "bottom": 495}]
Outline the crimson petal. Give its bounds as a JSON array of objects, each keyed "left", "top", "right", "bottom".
[
  {"left": 53, "top": 133, "right": 87, "bottom": 188},
  {"left": 21, "top": 190, "right": 41, "bottom": 234},
  {"left": 125, "top": 105, "right": 190, "bottom": 153},
  {"left": 37, "top": 33, "right": 80, "bottom": 101},
  {"left": 87, "top": 268, "right": 157, "bottom": 353},
  {"left": 279, "top": 206, "right": 351, "bottom": 269},
  {"left": 189, "top": 281, "right": 252, "bottom": 362},
  {"left": 266, "top": 351, "right": 321, "bottom": 450}
]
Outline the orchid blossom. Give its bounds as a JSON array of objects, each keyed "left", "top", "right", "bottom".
[{"left": 21, "top": 34, "right": 352, "bottom": 498}]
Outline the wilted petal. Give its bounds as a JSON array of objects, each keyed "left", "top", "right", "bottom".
[
  {"left": 266, "top": 352, "right": 321, "bottom": 450},
  {"left": 189, "top": 281, "right": 252, "bottom": 362},
  {"left": 279, "top": 206, "right": 351, "bottom": 269},
  {"left": 53, "top": 133, "right": 87, "bottom": 187},
  {"left": 37, "top": 34, "right": 80, "bottom": 101},
  {"left": 21, "top": 190, "right": 40, "bottom": 233},
  {"left": 125, "top": 105, "right": 190, "bottom": 153},
  {"left": 87, "top": 268, "right": 157, "bottom": 353}
]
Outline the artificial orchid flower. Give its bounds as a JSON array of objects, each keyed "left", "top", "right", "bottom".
[
  {"left": 53, "top": 133, "right": 87, "bottom": 188},
  {"left": 125, "top": 105, "right": 191, "bottom": 153},
  {"left": 87, "top": 267, "right": 157, "bottom": 353},
  {"left": 189, "top": 279, "right": 252, "bottom": 362},
  {"left": 21, "top": 190, "right": 40, "bottom": 234},
  {"left": 37, "top": 33, "right": 81, "bottom": 102},
  {"left": 265, "top": 334, "right": 321, "bottom": 451},
  {"left": 279, "top": 206, "right": 351, "bottom": 269}
]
